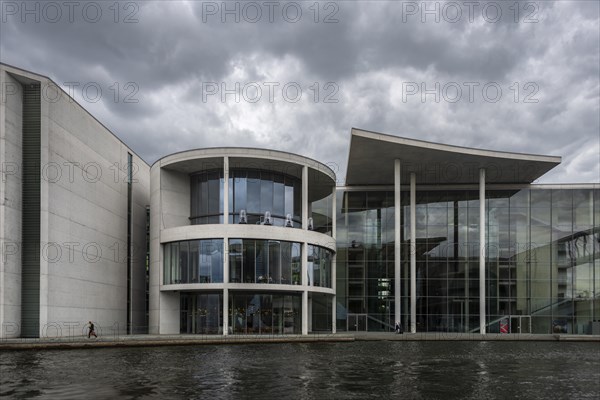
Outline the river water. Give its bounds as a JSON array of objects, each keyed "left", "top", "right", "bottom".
[{"left": 1, "top": 341, "right": 598, "bottom": 399}]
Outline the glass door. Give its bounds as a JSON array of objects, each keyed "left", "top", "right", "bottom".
[{"left": 347, "top": 313, "right": 368, "bottom": 331}]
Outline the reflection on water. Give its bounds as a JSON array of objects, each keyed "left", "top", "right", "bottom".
[{"left": 1, "top": 342, "right": 598, "bottom": 399}]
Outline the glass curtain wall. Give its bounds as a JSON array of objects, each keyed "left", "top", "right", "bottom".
[
  {"left": 229, "top": 239, "right": 302, "bottom": 284},
  {"left": 486, "top": 188, "right": 600, "bottom": 334},
  {"left": 312, "top": 293, "right": 333, "bottom": 332},
  {"left": 335, "top": 191, "right": 397, "bottom": 332},
  {"left": 190, "top": 170, "right": 224, "bottom": 224},
  {"left": 164, "top": 240, "right": 224, "bottom": 284},
  {"left": 307, "top": 245, "right": 334, "bottom": 288},
  {"left": 411, "top": 190, "right": 482, "bottom": 333},
  {"left": 180, "top": 293, "right": 223, "bottom": 334},
  {"left": 230, "top": 293, "right": 302, "bottom": 334},
  {"left": 311, "top": 192, "right": 334, "bottom": 235},
  {"left": 336, "top": 187, "right": 599, "bottom": 334},
  {"left": 228, "top": 169, "right": 302, "bottom": 226},
  {"left": 190, "top": 168, "right": 301, "bottom": 226}
]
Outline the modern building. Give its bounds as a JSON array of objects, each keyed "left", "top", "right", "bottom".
[
  {"left": 149, "top": 148, "right": 336, "bottom": 335},
  {"left": 0, "top": 63, "right": 150, "bottom": 339},
  {"left": 1, "top": 63, "right": 598, "bottom": 338}
]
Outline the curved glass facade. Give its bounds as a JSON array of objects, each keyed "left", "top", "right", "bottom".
[
  {"left": 311, "top": 192, "right": 334, "bottom": 235},
  {"left": 180, "top": 292, "right": 302, "bottom": 334},
  {"left": 308, "top": 245, "right": 333, "bottom": 288},
  {"left": 230, "top": 293, "right": 302, "bottom": 334},
  {"left": 229, "top": 239, "right": 302, "bottom": 284},
  {"left": 189, "top": 168, "right": 302, "bottom": 226},
  {"left": 164, "top": 240, "right": 224, "bottom": 284},
  {"left": 164, "top": 239, "right": 334, "bottom": 288},
  {"left": 229, "top": 169, "right": 302, "bottom": 226},
  {"left": 180, "top": 293, "right": 223, "bottom": 334},
  {"left": 190, "top": 170, "right": 224, "bottom": 224}
]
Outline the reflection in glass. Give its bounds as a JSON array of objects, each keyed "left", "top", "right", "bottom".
[
  {"left": 229, "top": 169, "right": 302, "bottom": 226},
  {"left": 228, "top": 239, "right": 302, "bottom": 285},
  {"left": 230, "top": 293, "right": 301, "bottom": 334},
  {"left": 308, "top": 245, "right": 333, "bottom": 288},
  {"left": 336, "top": 188, "right": 599, "bottom": 334},
  {"left": 191, "top": 170, "right": 224, "bottom": 224},
  {"left": 164, "top": 239, "right": 224, "bottom": 284},
  {"left": 180, "top": 293, "right": 222, "bottom": 334}
]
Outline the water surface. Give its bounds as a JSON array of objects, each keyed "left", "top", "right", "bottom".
[{"left": 1, "top": 341, "right": 598, "bottom": 399}]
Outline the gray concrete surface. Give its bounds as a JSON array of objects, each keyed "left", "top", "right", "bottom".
[{"left": 1, "top": 333, "right": 598, "bottom": 351}]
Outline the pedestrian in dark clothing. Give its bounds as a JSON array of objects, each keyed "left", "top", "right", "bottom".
[
  {"left": 88, "top": 321, "right": 97, "bottom": 338},
  {"left": 395, "top": 321, "right": 403, "bottom": 334}
]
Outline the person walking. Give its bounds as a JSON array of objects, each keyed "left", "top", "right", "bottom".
[
  {"left": 87, "top": 321, "right": 97, "bottom": 338},
  {"left": 395, "top": 321, "right": 403, "bottom": 334}
]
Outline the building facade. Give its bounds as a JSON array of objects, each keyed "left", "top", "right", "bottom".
[
  {"left": 0, "top": 64, "right": 150, "bottom": 339},
  {"left": 148, "top": 149, "right": 336, "bottom": 335},
  {"left": 336, "top": 130, "right": 599, "bottom": 334},
  {"left": 1, "top": 63, "right": 598, "bottom": 338}
]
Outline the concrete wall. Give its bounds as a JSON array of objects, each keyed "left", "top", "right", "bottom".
[
  {"left": 148, "top": 165, "right": 189, "bottom": 333},
  {"left": 0, "top": 71, "right": 23, "bottom": 338},
  {"left": 131, "top": 157, "right": 150, "bottom": 333},
  {"left": 160, "top": 169, "right": 190, "bottom": 229},
  {"left": 148, "top": 163, "right": 161, "bottom": 333},
  {"left": 159, "top": 291, "right": 180, "bottom": 334},
  {"left": 0, "top": 64, "right": 150, "bottom": 338}
]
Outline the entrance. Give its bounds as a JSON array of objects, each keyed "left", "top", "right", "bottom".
[
  {"left": 510, "top": 315, "right": 532, "bottom": 334},
  {"left": 347, "top": 313, "right": 368, "bottom": 331}
]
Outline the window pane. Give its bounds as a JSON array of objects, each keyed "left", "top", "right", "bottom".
[
  {"left": 200, "top": 175, "right": 208, "bottom": 216},
  {"left": 244, "top": 240, "right": 256, "bottom": 283},
  {"left": 171, "top": 243, "right": 179, "bottom": 283},
  {"left": 200, "top": 241, "right": 211, "bottom": 283},
  {"left": 273, "top": 174, "right": 285, "bottom": 216},
  {"left": 256, "top": 240, "right": 267, "bottom": 282},
  {"left": 229, "top": 239, "right": 242, "bottom": 283},
  {"left": 189, "top": 240, "right": 199, "bottom": 283},
  {"left": 164, "top": 243, "right": 171, "bottom": 284},
  {"left": 269, "top": 240, "right": 281, "bottom": 283},
  {"left": 285, "top": 184, "right": 294, "bottom": 217},
  {"left": 281, "top": 242, "right": 292, "bottom": 284},
  {"left": 295, "top": 181, "right": 303, "bottom": 221},
  {"left": 261, "top": 174, "right": 274, "bottom": 215},
  {"left": 234, "top": 176, "right": 246, "bottom": 213},
  {"left": 210, "top": 239, "right": 223, "bottom": 283},
  {"left": 180, "top": 241, "right": 189, "bottom": 283},
  {"left": 247, "top": 171, "right": 260, "bottom": 213},
  {"left": 208, "top": 173, "right": 220, "bottom": 215}
]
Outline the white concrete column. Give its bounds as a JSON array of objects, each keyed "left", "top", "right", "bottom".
[
  {"left": 223, "top": 236, "right": 229, "bottom": 336},
  {"left": 302, "top": 290, "right": 308, "bottom": 335},
  {"left": 302, "top": 241, "right": 308, "bottom": 335},
  {"left": 223, "top": 156, "right": 229, "bottom": 224},
  {"left": 410, "top": 172, "right": 416, "bottom": 333},
  {"left": 223, "top": 288, "right": 229, "bottom": 336},
  {"left": 394, "top": 160, "right": 401, "bottom": 328},
  {"left": 302, "top": 165, "right": 308, "bottom": 229},
  {"left": 222, "top": 156, "right": 229, "bottom": 335},
  {"left": 331, "top": 186, "right": 337, "bottom": 333},
  {"left": 308, "top": 295, "right": 313, "bottom": 332},
  {"left": 479, "top": 168, "right": 486, "bottom": 334}
]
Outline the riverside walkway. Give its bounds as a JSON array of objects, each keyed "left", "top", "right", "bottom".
[{"left": 1, "top": 332, "right": 598, "bottom": 351}]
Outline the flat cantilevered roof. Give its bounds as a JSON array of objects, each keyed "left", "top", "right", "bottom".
[{"left": 345, "top": 128, "right": 562, "bottom": 185}]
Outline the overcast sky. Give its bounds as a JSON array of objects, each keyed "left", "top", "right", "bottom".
[{"left": 1, "top": 0, "right": 598, "bottom": 184}]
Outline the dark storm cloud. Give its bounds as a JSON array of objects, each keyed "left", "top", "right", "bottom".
[{"left": 0, "top": 0, "right": 598, "bottom": 183}]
